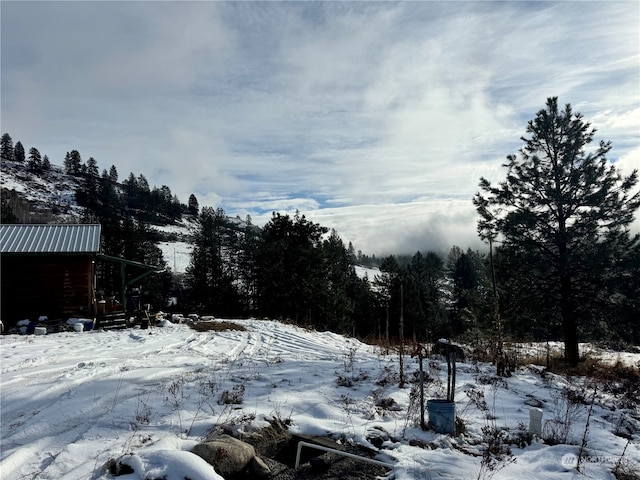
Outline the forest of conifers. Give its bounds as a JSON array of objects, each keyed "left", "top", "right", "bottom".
[{"left": 2, "top": 98, "right": 639, "bottom": 362}]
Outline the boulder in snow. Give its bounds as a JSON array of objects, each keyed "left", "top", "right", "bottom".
[{"left": 192, "top": 434, "right": 270, "bottom": 478}]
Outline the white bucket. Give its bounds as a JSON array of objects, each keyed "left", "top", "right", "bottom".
[
  {"left": 34, "top": 327, "right": 47, "bottom": 336},
  {"left": 529, "top": 407, "right": 543, "bottom": 435},
  {"left": 73, "top": 323, "right": 84, "bottom": 333}
]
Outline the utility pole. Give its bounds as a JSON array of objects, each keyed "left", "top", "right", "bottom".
[{"left": 399, "top": 281, "right": 405, "bottom": 388}]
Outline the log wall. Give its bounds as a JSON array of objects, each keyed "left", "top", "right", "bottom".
[{"left": 1, "top": 255, "right": 94, "bottom": 325}]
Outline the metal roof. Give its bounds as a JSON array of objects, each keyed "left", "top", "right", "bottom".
[{"left": 0, "top": 224, "right": 101, "bottom": 254}]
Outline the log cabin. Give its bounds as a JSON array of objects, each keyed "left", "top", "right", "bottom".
[{"left": 0, "top": 224, "right": 160, "bottom": 328}]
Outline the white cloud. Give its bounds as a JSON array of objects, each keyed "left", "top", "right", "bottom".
[
  {"left": 1, "top": 1, "right": 638, "bottom": 254},
  {"left": 301, "top": 200, "right": 483, "bottom": 256},
  {"left": 613, "top": 147, "right": 640, "bottom": 235}
]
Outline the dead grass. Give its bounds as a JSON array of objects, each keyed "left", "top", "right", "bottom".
[
  {"left": 522, "top": 355, "right": 640, "bottom": 409},
  {"left": 614, "top": 465, "right": 640, "bottom": 480},
  {"left": 544, "top": 356, "right": 640, "bottom": 383},
  {"left": 188, "top": 321, "right": 247, "bottom": 333}
]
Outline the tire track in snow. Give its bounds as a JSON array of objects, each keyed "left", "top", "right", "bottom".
[
  {"left": 220, "top": 330, "right": 250, "bottom": 362},
  {"left": 255, "top": 327, "right": 344, "bottom": 361},
  {"left": 1, "top": 362, "right": 191, "bottom": 479},
  {"left": 229, "top": 320, "right": 353, "bottom": 362},
  {"left": 0, "top": 321, "right": 380, "bottom": 478},
  {"left": 3, "top": 366, "right": 146, "bottom": 449}
]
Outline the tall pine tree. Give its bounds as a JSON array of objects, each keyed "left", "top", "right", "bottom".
[
  {"left": 1, "top": 133, "right": 14, "bottom": 160},
  {"left": 185, "top": 207, "right": 240, "bottom": 315},
  {"left": 474, "top": 97, "right": 640, "bottom": 364},
  {"left": 256, "top": 211, "right": 327, "bottom": 323},
  {"left": 64, "top": 150, "right": 82, "bottom": 174},
  {"left": 188, "top": 194, "right": 199, "bottom": 215},
  {"left": 13, "top": 141, "right": 25, "bottom": 163},
  {"left": 109, "top": 165, "right": 119, "bottom": 183},
  {"left": 42, "top": 155, "right": 51, "bottom": 171},
  {"left": 27, "top": 147, "right": 42, "bottom": 173}
]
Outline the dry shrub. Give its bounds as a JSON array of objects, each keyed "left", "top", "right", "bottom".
[
  {"left": 614, "top": 460, "right": 640, "bottom": 480},
  {"left": 543, "top": 387, "right": 584, "bottom": 445},
  {"left": 535, "top": 355, "right": 640, "bottom": 403},
  {"left": 219, "top": 384, "right": 245, "bottom": 405},
  {"left": 476, "top": 425, "right": 516, "bottom": 480},
  {"left": 189, "top": 321, "right": 247, "bottom": 333},
  {"left": 546, "top": 355, "right": 604, "bottom": 376},
  {"left": 545, "top": 358, "right": 640, "bottom": 409},
  {"left": 591, "top": 360, "right": 640, "bottom": 409},
  {"left": 362, "top": 334, "right": 389, "bottom": 348}
]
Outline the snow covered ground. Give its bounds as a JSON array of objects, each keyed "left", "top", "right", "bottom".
[
  {"left": 354, "top": 265, "right": 380, "bottom": 281},
  {"left": 0, "top": 159, "right": 83, "bottom": 221},
  {"left": 1, "top": 319, "right": 638, "bottom": 480},
  {"left": 157, "top": 241, "right": 193, "bottom": 273}
]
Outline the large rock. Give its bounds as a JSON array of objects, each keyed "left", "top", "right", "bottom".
[{"left": 192, "top": 434, "right": 270, "bottom": 478}]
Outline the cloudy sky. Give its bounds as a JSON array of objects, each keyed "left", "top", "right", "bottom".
[{"left": 2, "top": 1, "right": 639, "bottom": 255}]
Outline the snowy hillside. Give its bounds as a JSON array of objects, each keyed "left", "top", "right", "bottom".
[
  {"left": 1, "top": 158, "right": 380, "bottom": 278},
  {"left": 1, "top": 158, "right": 197, "bottom": 268},
  {"left": 354, "top": 265, "right": 381, "bottom": 281},
  {"left": 1, "top": 158, "right": 84, "bottom": 221},
  {"left": 1, "top": 319, "right": 638, "bottom": 480},
  {"left": 153, "top": 220, "right": 197, "bottom": 273}
]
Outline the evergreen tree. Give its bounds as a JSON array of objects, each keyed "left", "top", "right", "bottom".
[
  {"left": 448, "top": 249, "right": 484, "bottom": 335},
  {"left": 410, "top": 250, "right": 446, "bottom": 340},
  {"left": 64, "top": 152, "right": 71, "bottom": 173},
  {"left": 616, "top": 240, "right": 640, "bottom": 343},
  {"left": 13, "top": 141, "right": 25, "bottom": 163},
  {"left": 234, "top": 216, "right": 261, "bottom": 315},
  {"left": 42, "top": 155, "right": 51, "bottom": 171},
  {"left": 136, "top": 174, "right": 151, "bottom": 214},
  {"left": 492, "top": 245, "right": 556, "bottom": 341},
  {"left": 137, "top": 174, "right": 150, "bottom": 193},
  {"left": 122, "top": 172, "right": 139, "bottom": 211},
  {"left": 350, "top": 273, "right": 375, "bottom": 339},
  {"left": 105, "top": 169, "right": 122, "bottom": 207},
  {"left": 474, "top": 97, "right": 640, "bottom": 364},
  {"left": 185, "top": 207, "right": 240, "bottom": 315},
  {"left": 188, "top": 194, "right": 199, "bottom": 215},
  {"left": 319, "top": 229, "right": 357, "bottom": 333},
  {"left": 171, "top": 194, "right": 183, "bottom": 219},
  {"left": 373, "top": 256, "right": 402, "bottom": 339},
  {"left": 109, "top": 165, "right": 119, "bottom": 183},
  {"left": 77, "top": 157, "right": 100, "bottom": 211},
  {"left": 256, "top": 211, "right": 328, "bottom": 323},
  {"left": 1, "top": 133, "right": 14, "bottom": 160},
  {"left": 86, "top": 157, "right": 99, "bottom": 177},
  {"left": 98, "top": 169, "right": 121, "bottom": 221},
  {"left": 64, "top": 150, "right": 82, "bottom": 174},
  {"left": 347, "top": 242, "right": 357, "bottom": 264},
  {"left": 27, "top": 147, "right": 42, "bottom": 173}
]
